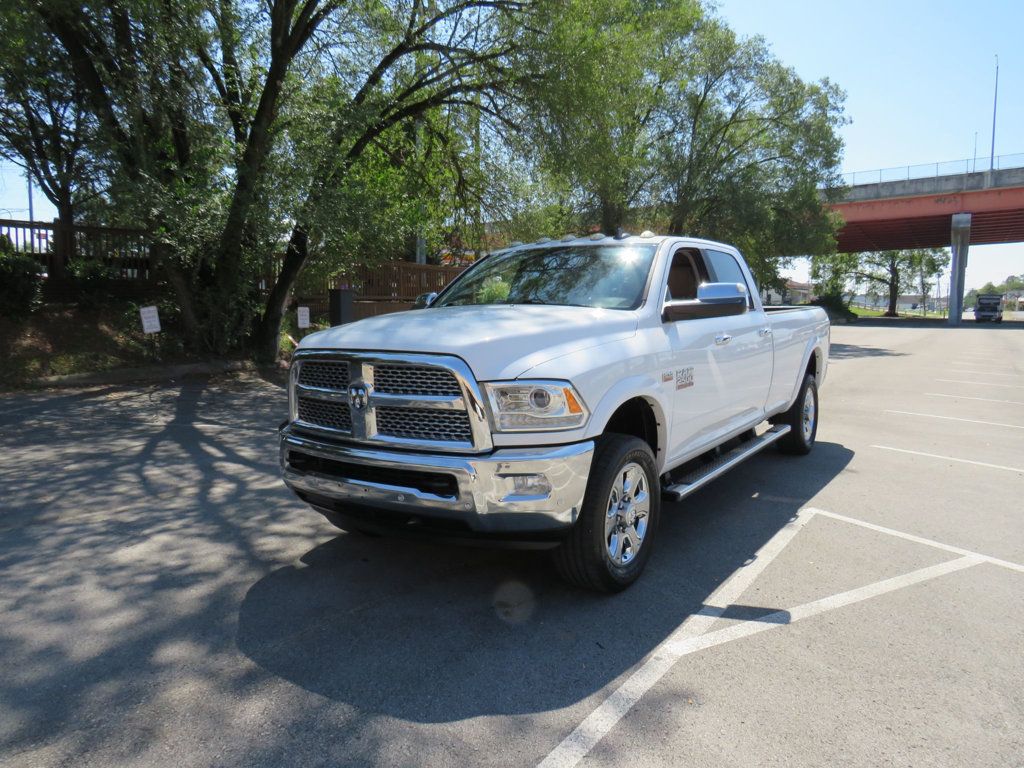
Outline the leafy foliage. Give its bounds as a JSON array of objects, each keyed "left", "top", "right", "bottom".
[
  {"left": 0, "top": 243, "right": 45, "bottom": 317},
  {"left": 813, "top": 248, "right": 950, "bottom": 316},
  {"left": 965, "top": 273, "right": 1024, "bottom": 308},
  {"left": 5, "top": 0, "right": 848, "bottom": 361}
]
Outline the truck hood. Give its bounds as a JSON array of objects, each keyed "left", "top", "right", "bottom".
[{"left": 299, "top": 304, "right": 639, "bottom": 380}]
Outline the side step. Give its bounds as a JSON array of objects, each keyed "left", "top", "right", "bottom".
[{"left": 662, "top": 424, "right": 791, "bottom": 502}]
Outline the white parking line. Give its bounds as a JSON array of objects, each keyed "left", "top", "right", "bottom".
[
  {"left": 884, "top": 409, "right": 1024, "bottom": 430},
  {"left": 537, "top": 513, "right": 811, "bottom": 768},
  {"left": 808, "top": 508, "right": 1024, "bottom": 574},
  {"left": 538, "top": 553, "right": 983, "bottom": 768},
  {"left": 948, "top": 368, "right": 1024, "bottom": 378},
  {"left": 537, "top": 504, "right": 1024, "bottom": 768},
  {"left": 872, "top": 445, "right": 1024, "bottom": 474},
  {"left": 937, "top": 379, "right": 1024, "bottom": 390},
  {"left": 925, "top": 393, "right": 1024, "bottom": 407}
]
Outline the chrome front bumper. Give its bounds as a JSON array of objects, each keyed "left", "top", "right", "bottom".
[{"left": 280, "top": 426, "right": 594, "bottom": 533}]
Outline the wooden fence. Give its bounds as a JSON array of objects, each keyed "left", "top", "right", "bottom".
[
  {"left": 0, "top": 218, "right": 151, "bottom": 280},
  {"left": 297, "top": 261, "right": 465, "bottom": 318},
  {"left": 0, "top": 217, "right": 466, "bottom": 316}
]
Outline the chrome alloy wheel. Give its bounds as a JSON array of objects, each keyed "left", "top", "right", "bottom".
[
  {"left": 802, "top": 386, "right": 816, "bottom": 442},
  {"left": 605, "top": 462, "right": 651, "bottom": 566}
]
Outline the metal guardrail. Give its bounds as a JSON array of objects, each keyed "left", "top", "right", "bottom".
[{"left": 840, "top": 152, "right": 1024, "bottom": 187}]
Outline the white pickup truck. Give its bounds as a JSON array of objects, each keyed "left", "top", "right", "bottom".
[{"left": 279, "top": 234, "right": 829, "bottom": 590}]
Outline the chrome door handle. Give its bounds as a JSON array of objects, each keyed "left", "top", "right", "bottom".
[
  {"left": 758, "top": 327, "right": 773, "bottom": 337},
  {"left": 715, "top": 334, "right": 732, "bottom": 345}
]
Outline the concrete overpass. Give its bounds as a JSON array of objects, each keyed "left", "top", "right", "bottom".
[{"left": 830, "top": 162, "right": 1024, "bottom": 324}]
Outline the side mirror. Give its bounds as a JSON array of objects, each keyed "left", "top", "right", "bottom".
[
  {"left": 662, "top": 282, "right": 748, "bottom": 322},
  {"left": 413, "top": 291, "right": 438, "bottom": 309}
]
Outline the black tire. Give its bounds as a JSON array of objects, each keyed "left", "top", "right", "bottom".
[
  {"left": 552, "top": 434, "right": 661, "bottom": 592},
  {"left": 774, "top": 373, "right": 818, "bottom": 455}
]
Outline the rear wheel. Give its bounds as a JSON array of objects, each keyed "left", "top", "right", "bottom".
[
  {"left": 774, "top": 373, "right": 818, "bottom": 455},
  {"left": 553, "top": 435, "right": 660, "bottom": 592}
]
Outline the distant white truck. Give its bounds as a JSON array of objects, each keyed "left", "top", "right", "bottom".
[
  {"left": 974, "top": 294, "right": 1003, "bottom": 323},
  {"left": 279, "top": 235, "right": 829, "bottom": 590}
]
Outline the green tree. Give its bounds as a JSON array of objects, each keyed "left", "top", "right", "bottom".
[
  {"left": 851, "top": 248, "right": 949, "bottom": 317},
  {"left": 520, "top": 7, "right": 847, "bottom": 287},
  {"left": 657, "top": 19, "right": 846, "bottom": 285},
  {"left": 810, "top": 251, "right": 858, "bottom": 299},
  {"left": 521, "top": 0, "right": 701, "bottom": 234},
  {"left": 0, "top": 13, "right": 102, "bottom": 225},
  {"left": 31, "top": 0, "right": 530, "bottom": 359}
]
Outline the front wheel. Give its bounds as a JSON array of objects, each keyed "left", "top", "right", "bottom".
[
  {"left": 774, "top": 373, "right": 818, "bottom": 455},
  {"left": 553, "top": 434, "right": 661, "bottom": 592}
]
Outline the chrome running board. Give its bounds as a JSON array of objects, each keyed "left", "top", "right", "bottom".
[{"left": 662, "top": 424, "right": 792, "bottom": 502}]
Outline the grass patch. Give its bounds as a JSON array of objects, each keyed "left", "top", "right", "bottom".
[{"left": 850, "top": 306, "right": 886, "bottom": 318}]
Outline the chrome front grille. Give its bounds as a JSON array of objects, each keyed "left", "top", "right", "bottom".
[
  {"left": 298, "top": 361, "right": 350, "bottom": 390},
  {"left": 289, "top": 352, "right": 491, "bottom": 453},
  {"left": 298, "top": 397, "right": 352, "bottom": 432},
  {"left": 373, "top": 365, "right": 461, "bottom": 396},
  {"left": 376, "top": 407, "right": 472, "bottom": 442}
]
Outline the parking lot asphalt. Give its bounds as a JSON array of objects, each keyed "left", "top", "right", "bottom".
[{"left": 1, "top": 323, "right": 1021, "bottom": 768}]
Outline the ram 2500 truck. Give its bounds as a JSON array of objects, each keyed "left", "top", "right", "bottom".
[{"left": 279, "top": 234, "right": 829, "bottom": 591}]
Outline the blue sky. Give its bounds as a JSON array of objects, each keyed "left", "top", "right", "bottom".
[
  {"left": 717, "top": 0, "right": 1023, "bottom": 289},
  {"left": 3, "top": 1, "right": 1022, "bottom": 289}
]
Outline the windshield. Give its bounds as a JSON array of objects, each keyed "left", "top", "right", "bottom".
[{"left": 434, "top": 245, "right": 657, "bottom": 310}]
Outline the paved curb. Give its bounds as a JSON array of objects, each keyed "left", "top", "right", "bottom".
[{"left": 28, "top": 360, "right": 258, "bottom": 390}]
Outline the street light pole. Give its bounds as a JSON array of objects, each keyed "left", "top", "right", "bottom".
[{"left": 989, "top": 55, "right": 999, "bottom": 172}]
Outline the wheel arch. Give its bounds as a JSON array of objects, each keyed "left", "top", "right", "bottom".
[{"left": 590, "top": 390, "right": 667, "bottom": 471}]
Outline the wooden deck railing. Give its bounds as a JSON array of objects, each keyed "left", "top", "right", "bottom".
[{"left": 1, "top": 217, "right": 466, "bottom": 314}]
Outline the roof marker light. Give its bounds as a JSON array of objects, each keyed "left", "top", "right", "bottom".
[
  {"left": 640, "top": 230, "right": 656, "bottom": 238},
  {"left": 588, "top": 232, "right": 605, "bottom": 240}
]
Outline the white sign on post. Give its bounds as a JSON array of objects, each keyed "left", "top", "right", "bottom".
[
  {"left": 139, "top": 305, "right": 161, "bottom": 334},
  {"left": 297, "top": 306, "right": 310, "bottom": 329}
]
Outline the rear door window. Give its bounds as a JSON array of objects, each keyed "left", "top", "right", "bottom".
[{"left": 704, "top": 249, "right": 754, "bottom": 308}]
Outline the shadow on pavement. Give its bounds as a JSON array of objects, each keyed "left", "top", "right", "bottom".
[
  {"left": 236, "top": 441, "right": 854, "bottom": 723},
  {"left": 829, "top": 342, "right": 906, "bottom": 359}
]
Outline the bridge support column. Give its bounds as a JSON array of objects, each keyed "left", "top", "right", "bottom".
[{"left": 947, "top": 213, "right": 971, "bottom": 325}]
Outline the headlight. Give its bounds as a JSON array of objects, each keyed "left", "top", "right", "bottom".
[{"left": 483, "top": 380, "right": 589, "bottom": 431}]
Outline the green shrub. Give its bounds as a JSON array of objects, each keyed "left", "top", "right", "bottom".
[
  {"left": 68, "top": 258, "right": 122, "bottom": 309},
  {"left": 0, "top": 250, "right": 45, "bottom": 317},
  {"left": 476, "top": 276, "right": 510, "bottom": 304},
  {"left": 810, "top": 293, "right": 856, "bottom": 322}
]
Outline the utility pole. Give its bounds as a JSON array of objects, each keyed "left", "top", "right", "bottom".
[
  {"left": 920, "top": 262, "right": 926, "bottom": 317},
  {"left": 26, "top": 170, "right": 33, "bottom": 223},
  {"left": 990, "top": 55, "right": 999, "bottom": 172},
  {"left": 972, "top": 131, "right": 978, "bottom": 173}
]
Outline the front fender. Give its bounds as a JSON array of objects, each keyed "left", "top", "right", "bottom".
[{"left": 584, "top": 373, "right": 670, "bottom": 472}]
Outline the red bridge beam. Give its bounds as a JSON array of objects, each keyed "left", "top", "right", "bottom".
[{"left": 831, "top": 186, "right": 1024, "bottom": 253}]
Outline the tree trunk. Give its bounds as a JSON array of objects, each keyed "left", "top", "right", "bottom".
[
  {"left": 253, "top": 227, "right": 310, "bottom": 364},
  {"left": 151, "top": 242, "right": 203, "bottom": 349},
  {"left": 53, "top": 199, "right": 75, "bottom": 278},
  {"left": 885, "top": 276, "right": 899, "bottom": 317},
  {"left": 599, "top": 198, "right": 625, "bottom": 235},
  {"left": 213, "top": 57, "right": 289, "bottom": 299}
]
